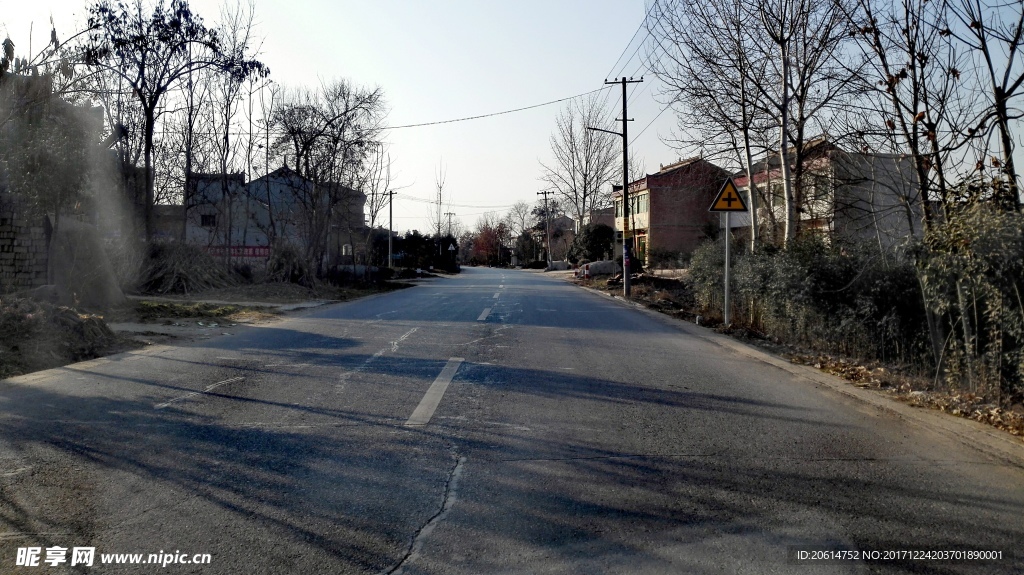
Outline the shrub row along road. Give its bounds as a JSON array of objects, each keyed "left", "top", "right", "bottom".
[{"left": 0, "top": 267, "right": 1021, "bottom": 574}]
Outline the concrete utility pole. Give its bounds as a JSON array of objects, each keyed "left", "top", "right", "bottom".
[
  {"left": 537, "top": 190, "right": 553, "bottom": 266},
  {"left": 589, "top": 76, "right": 642, "bottom": 297},
  {"left": 387, "top": 190, "right": 395, "bottom": 268}
]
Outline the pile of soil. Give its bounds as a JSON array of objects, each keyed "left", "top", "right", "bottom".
[{"left": 0, "top": 298, "right": 122, "bottom": 378}]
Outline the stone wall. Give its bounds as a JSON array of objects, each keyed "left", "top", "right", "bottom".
[{"left": 0, "top": 197, "right": 49, "bottom": 292}]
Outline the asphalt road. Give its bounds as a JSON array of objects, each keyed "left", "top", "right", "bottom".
[{"left": 0, "top": 267, "right": 1022, "bottom": 574}]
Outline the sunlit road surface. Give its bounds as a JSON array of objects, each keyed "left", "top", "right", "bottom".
[{"left": 0, "top": 267, "right": 1021, "bottom": 574}]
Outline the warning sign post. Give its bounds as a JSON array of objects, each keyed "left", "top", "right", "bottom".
[{"left": 708, "top": 178, "right": 747, "bottom": 325}]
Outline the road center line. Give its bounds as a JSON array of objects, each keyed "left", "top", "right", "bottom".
[
  {"left": 405, "top": 358, "right": 464, "bottom": 426},
  {"left": 392, "top": 327, "right": 418, "bottom": 351},
  {"left": 493, "top": 292, "right": 500, "bottom": 299},
  {"left": 155, "top": 376, "right": 245, "bottom": 409},
  {"left": 477, "top": 308, "right": 491, "bottom": 321},
  {"left": 340, "top": 327, "right": 419, "bottom": 387}
]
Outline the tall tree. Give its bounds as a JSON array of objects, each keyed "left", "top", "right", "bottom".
[
  {"left": 84, "top": 0, "right": 266, "bottom": 241},
  {"left": 540, "top": 92, "right": 619, "bottom": 226},
  {"left": 272, "top": 80, "right": 385, "bottom": 272},
  {"left": 648, "top": 0, "right": 770, "bottom": 249}
]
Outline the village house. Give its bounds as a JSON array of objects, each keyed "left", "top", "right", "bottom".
[
  {"left": 184, "top": 166, "right": 367, "bottom": 270},
  {"left": 733, "top": 138, "right": 922, "bottom": 251},
  {"left": 611, "top": 157, "right": 732, "bottom": 265}
]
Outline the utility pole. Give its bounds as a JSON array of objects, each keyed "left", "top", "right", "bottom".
[
  {"left": 444, "top": 211, "right": 455, "bottom": 236},
  {"left": 387, "top": 190, "right": 395, "bottom": 269},
  {"left": 436, "top": 171, "right": 443, "bottom": 257},
  {"left": 589, "top": 76, "right": 642, "bottom": 297},
  {"left": 537, "top": 190, "right": 553, "bottom": 266}
]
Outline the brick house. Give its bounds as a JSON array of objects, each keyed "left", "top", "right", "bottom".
[{"left": 612, "top": 157, "right": 732, "bottom": 264}]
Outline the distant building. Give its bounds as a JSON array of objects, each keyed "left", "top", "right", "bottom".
[
  {"left": 184, "top": 166, "right": 367, "bottom": 269},
  {"left": 612, "top": 157, "right": 732, "bottom": 264}
]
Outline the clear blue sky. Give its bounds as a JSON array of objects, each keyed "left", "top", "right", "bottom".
[{"left": 2, "top": 0, "right": 685, "bottom": 234}]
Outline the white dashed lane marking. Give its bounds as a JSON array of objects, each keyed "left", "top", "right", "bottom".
[{"left": 405, "top": 358, "right": 465, "bottom": 426}]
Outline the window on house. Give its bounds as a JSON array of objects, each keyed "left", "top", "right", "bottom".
[
  {"left": 342, "top": 244, "right": 353, "bottom": 256},
  {"left": 637, "top": 194, "right": 649, "bottom": 213},
  {"left": 201, "top": 214, "right": 216, "bottom": 227},
  {"left": 615, "top": 199, "right": 623, "bottom": 218}
]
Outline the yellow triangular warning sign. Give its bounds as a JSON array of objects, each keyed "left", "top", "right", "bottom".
[{"left": 709, "top": 178, "right": 748, "bottom": 212}]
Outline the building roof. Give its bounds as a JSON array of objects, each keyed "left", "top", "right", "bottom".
[
  {"left": 613, "top": 157, "right": 728, "bottom": 197},
  {"left": 742, "top": 137, "right": 838, "bottom": 175}
]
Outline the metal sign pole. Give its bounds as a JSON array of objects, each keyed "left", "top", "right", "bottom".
[{"left": 724, "top": 212, "right": 731, "bottom": 326}]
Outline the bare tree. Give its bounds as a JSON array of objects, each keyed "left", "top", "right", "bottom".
[
  {"left": 504, "top": 200, "right": 533, "bottom": 238},
  {"left": 941, "top": 0, "right": 1024, "bottom": 208},
  {"left": 84, "top": 0, "right": 266, "bottom": 240},
  {"left": 648, "top": 0, "right": 770, "bottom": 249},
  {"left": 209, "top": 0, "right": 266, "bottom": 268},
  {"left": 753, "top": 0, "right": 856, "bottom": 244},
  {"left": 272, "top": 80, "right": 385, "bottom": 272},
  {"left": 540, "top": 92, "right": 619, "bottom": 225},
  {"left": 355, "top": 143, "right": 397, "bottom": 259}
]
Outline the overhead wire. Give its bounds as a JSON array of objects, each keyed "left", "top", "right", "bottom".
[
  {"left": 395, "top": 195, "right": 515, "bottom": 210},
  {"left": 386, "top": 87, "right": 610, "bottom": 130}
]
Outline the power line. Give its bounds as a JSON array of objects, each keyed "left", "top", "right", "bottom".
[
  {"left": 396, "top": 195, "right": 515, "bottom": 210},
  {"left": 387, "top": 87, "right": 610, "bottom": 130},
  {"left": 630, "top": 101, "right": 672, "bottom": 145},
  {"left": 605, "top": 2, "right": 658, "bottom": 80}
]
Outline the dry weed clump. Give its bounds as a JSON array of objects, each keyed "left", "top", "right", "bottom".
[{"left": 139, "top": 243, "right": 239, "bottom": 295}]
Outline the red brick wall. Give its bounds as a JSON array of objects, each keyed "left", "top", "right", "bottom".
[{"left": 647, "top": 161, "right": 728, "bottom": 257}]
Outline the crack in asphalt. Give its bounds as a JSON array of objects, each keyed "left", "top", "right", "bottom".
[{"left": 382, "top": 445, "right": 465, "bottom": 575}]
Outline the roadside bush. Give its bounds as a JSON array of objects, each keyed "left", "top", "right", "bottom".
[
  {"left": 690, "top": 235, "right": 929, "bottom": 363},
  {"left": 922, "top": 192, "right": 1024, "bottom": 400},
  {"left": 615, "top": 253, "right": 645, "bottom": 275},
  {"left": 687, "top": 238, "right": 725, "bottom": 312},
  {"left": 233, "top": 263, "right": 254, "bottom": 282},
  {"left": 103, "top": 238, "right": 146, "bottom": 291},
  {"left": 568, "top": 223, "right": 614, "bottom": 264}
]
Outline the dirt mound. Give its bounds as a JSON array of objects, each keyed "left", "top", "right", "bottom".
[{"left": 0, "top": 298, "right": 119, "bottom": 378}]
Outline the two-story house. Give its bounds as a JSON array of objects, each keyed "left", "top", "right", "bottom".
[
  {"left": 185, "top": 165, "right": 367, "bottom": 269},
  {"left": 733, "top": 138, "right": 922, "bottom": 250},
  {"left": 612, "top": 157, "right": 732, "bottom": 264}
]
